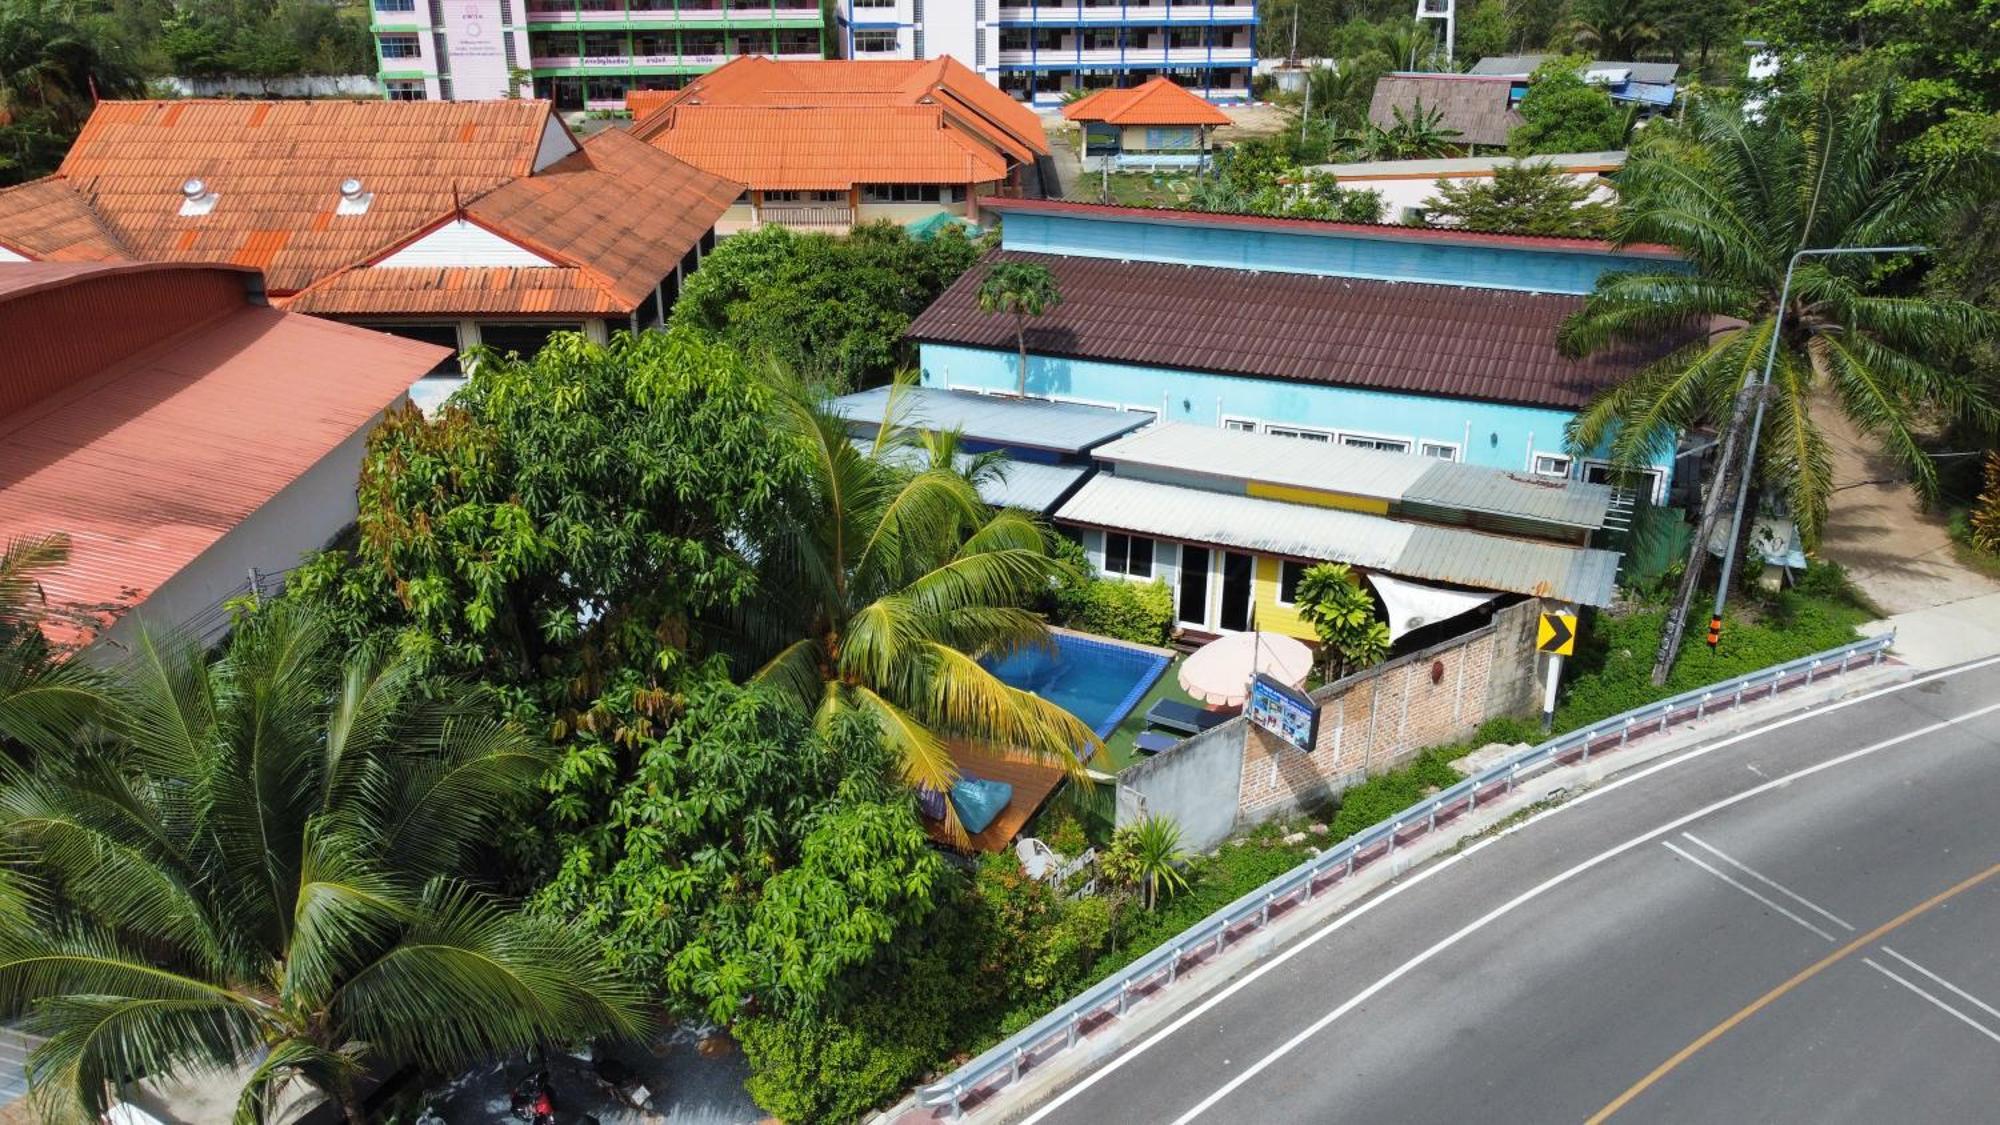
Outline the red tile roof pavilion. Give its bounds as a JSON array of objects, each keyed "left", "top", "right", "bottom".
[{"left": 0, "top": 261, "right": 447, "bottom": 646}]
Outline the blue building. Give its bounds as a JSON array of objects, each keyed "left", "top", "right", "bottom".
[
  {"left": 906, "top": 198, "right": 1688, "bottom": 502},
  {"left": 832, "top": 1, "right": 1257, "bottom": 106}
]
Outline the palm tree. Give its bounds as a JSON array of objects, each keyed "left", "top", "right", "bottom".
[
  {"left": 1561, "top": 89, "right": 1999, "bottom": 683},
  {"left": 1568, "top": 11, "right": 1661, "bottom": 60},
  {"left": 976, "top": 262, "right": 1063, "bottom": 397},
  {"left": 1345, "top": 101, "right": 1462, "bottom": 161},
  {"left": 0, "top": 533, "right": 103, "bottom": 758},
  {"left": 749, "top": 384, "right": 1097, "bottom": 816},
  {"left": 0, "top": 605, "right": 646, "bottom": 1123},
  {"left": 0, "top": 0, "right": 144, "bottom": 183}
]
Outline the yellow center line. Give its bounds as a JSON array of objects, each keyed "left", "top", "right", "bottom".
[{"left": 1588, "top": 858, "right": 2000, "bottom": 1123}]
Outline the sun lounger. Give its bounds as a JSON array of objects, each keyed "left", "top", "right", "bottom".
[
  {"left": 1144, "top": 699, "right": 1230, "bottom": 735},
  {"left": 1134, "top": 731, "right": 1180, "bottom": 755}
]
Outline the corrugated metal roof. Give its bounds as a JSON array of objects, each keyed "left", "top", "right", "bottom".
[
  {"left": 909, "top": 251, "right": 1689, "bottom": 412},
  {"left": 1054, "top": 474, "right": 1620, "bottom": 606},
  {"left": 832, "top": 385, "right": 1151, "bottom": 454},
  {"left": 847, "top": 436, "right": 1089, "bottom": 515},
  {"left": 1092, "top": 423, "right": 1612, "bottom": 529},
  {"left": 0, "top": 262, "right": 447, "bottom": 645},
  {"left": 1307, "top": 151, "right": 1625, "bottom": 179},
  {"left": 1468, "top": 55, "right": 1681, "bottom": 85},
  {"left": 1368, "top": 74, "right": 1520, "bottom": 148}
]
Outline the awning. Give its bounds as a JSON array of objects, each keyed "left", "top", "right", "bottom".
[{"left": 1366, "top": 572, "right": 1501, "bottom": 641}]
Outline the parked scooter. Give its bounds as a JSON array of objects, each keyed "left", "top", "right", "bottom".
[{"left": 508, "top": 1070, "right": 557, "bottom": 1125}]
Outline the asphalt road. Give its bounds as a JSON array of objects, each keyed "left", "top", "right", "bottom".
[{"left": 1021, "top": 656, "right": 2000, "bottom": 1125}]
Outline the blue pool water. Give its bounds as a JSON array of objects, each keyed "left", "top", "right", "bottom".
[{"left": 983, "top": 632, "right": 1170, "bottom": 744}]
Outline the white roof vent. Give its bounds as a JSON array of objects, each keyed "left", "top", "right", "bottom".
[
  {"left": 336, "top": 176, "right": 373, "bottom": 215},
  {"left": 178, "top": 177, "right": 218, "bottom": 217}
]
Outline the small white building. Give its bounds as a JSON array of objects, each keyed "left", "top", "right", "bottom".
[{"left": 1302, "top": 150, "right": 1624, "bottom": 224}]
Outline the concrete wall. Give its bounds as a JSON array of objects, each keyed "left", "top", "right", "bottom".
[
  {"left": 159, "top": 75, "right": 377, "bottom": 97},
  {"left": 1116, "top": 598, "right": 1546, "bottom": 850}
]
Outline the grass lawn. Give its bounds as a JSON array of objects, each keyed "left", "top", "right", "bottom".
[
  {"left": 1093, "top": 652, "right": 1213, "bottom": 773},
  {"left": 1069, "top": 170, "right": 1203, "bottom": 209}
]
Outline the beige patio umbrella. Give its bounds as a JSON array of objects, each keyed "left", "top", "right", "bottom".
[{"left": 1177, "top": 631, "right": 1314, "bottom": 708}]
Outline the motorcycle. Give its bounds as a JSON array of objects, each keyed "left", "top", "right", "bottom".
[{"left": 508, "top": 1069, "right": 557, "bottom": 1125}]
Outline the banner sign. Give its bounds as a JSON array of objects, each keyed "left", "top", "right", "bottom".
[
  {"left": 444, "top": 0, "right": 513, "bottom": 100},
  {"left": 1247, "top": 672, "right": 1318, "bottom": 753}
]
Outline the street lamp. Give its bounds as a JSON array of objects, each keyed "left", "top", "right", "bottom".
[{"left": 1705, "top": 244, "right": 1928, "bottom": 643}]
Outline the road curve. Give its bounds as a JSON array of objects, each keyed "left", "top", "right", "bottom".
[{"left": 1021, "top": 657, "right": 2000, "bottom": 1125}]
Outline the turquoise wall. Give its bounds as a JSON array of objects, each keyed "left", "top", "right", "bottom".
[
  {"left": 997, "top": 211, "right": 1680, "bottom": 296},
  {"left": 918, "top": 343, "right": 1676, "bottom": 489}
]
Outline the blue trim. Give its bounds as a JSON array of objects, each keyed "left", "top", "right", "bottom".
[{"left": 998, "top": 59, "right": 1250, "bottom": 71}]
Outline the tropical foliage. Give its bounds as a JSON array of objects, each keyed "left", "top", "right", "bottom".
[
  {"left": 975, "top": 261, "right": 1063, "bottom": 396},
  {"left": 1421, "top": 159, "right": 1615, "bottom": 238},
  {"left": 0, "top": 605, "right": 644, "bottom": 1123},
  {"left": 746, "top": 380, "right": 1098, "bottom": 802},
  {"left": 1510, "top": 56, "right": 1630, "bottom": 156},
  {"left": 1347, "top": 100, "right": 1462, "bottom": 160},
  {"left": 1187, "top": 137, "right": 1386, "bottom": 221},
  {"left": 670, "top": 221, "right": 985, "bottom": 390},
  {"left": 1100, "top": 814, "right": 1191, "bottom": 909},
  {"left": 0, "top": 0, "right": 144, "bottom": 183},
  {"left": 0, "top": 534, "right": 101, "bottom": 759},
  {"left": 1295, "top": 563, "right": 1391, "bottom": 681},
  {"left": 1562, "top": 90, "right": 1998, "bottom": 548}
]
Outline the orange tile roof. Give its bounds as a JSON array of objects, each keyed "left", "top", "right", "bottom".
[
  {"left": 0, "top": 101, "right": 739, "bottom": 318},
  {"left": 630, "top": 56, "right": 1046, "bottom": 191},
  {"left": 0, "top": 178, "right": 131, "bottom": 261},
  {"left": 0, "top": 262, "right": 446, "bottom": 646},
  {"left": 1062, "top": 77, "right": 1231, "bottom": 127},
  {"left": 640, "top": 104, "right": 1009, "bottom": 190},
  {"left": 287, "top": 129, "right": 741, "bottom": 316},
  {"left": 41, "top": 99, "right": 557, "bottom": 292}
]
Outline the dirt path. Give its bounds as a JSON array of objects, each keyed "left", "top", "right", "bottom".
[{"left": 1814, "top": 400, "right": 1999, "bottom": 614}]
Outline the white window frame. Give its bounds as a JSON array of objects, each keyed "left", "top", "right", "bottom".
[
  {"left": 1050, "top": 394, "right": 1122, "bottom": 411},
  {"left": 1220, "top": 415, "right": 1260, "bottom": 433},
  {"left": 1532, "top": 452, "right": 1574, "bottom": 477},
  {"left": 1275, "top": 558, "right": 1309, "bottom": 607},
  {"left": 1266, "top": 423, "right": 1334, "bottom": 442},
  {"left": 1418, "top": 440, "right": 1461, "bottom": 461},
  {"left": 1338, "top": 430, "right": 1414, "bottom": 454},
  {"left": 1103, "top": 532, "right": 1156, "bottom": 580}
]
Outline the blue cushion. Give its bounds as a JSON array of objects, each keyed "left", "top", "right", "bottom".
[
  {"left": 949, "top": 774, "right": 1014, "bottom": 836},
  {"left": 915, "top": 785, "right": 948, "bottom": 822}
]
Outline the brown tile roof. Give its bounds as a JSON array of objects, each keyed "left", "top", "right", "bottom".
[
  {"left": 0, "top": 262, "right": 446, "bottom": 646},
  {"left": 906, "top": 250, "right": 1689, "bottom": 411},
  {"left": 1368, "top": 73, "right": 1522, "bottom": 148},
  {"left": 1062, "top": 78, "right": 1231, "bottom": 127},
  {"left": 629, "top": 55, "right": 1047, "bottom": 191},
  {"left": 39, "top": 99, "right": 558, "bottom": 292},
  {"left": 0, "top": 178, "right": 132, "bottom": 261},
  {"left": 286, "top": 128, "right": 740, "bottom": 316}
]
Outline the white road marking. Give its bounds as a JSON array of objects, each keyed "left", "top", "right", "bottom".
[
  {"left": 1680, "top": 831, "right": 1856, "bottom": 931},
  {"left": 1879, "top": 947, "right": 2000, "bottom": 1026},
  {"left": 1864, "top": 958, "right": 2000, "bottom": 1046},
  {"left": 1661, "top": 841, "right": 1840, "bottom": 942},
  {"left": 1009, "top": 654, "right": 2000, "bottom": 1125}
]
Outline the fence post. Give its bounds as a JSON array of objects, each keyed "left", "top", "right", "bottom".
[
  {"left": 1169, "top": 945, "right": 1182, "bottom": 982},
  {"left": 1066, "top": 1011, "right": 1079, "bottom": 1048},
  {"left": 1261, "top": 892, "right": 1274, "bottom": 927},
  {"left": 1011, "top": 1046, "right": 1024, "bottom": 1083},
  {"left": 949, "top": 1084, "right": 963, "bottom": 1120},
  {"left": 1427, "top": 802, "right": 1437, "bottom": 832},
  {"left": 1118, "top": 978, "right": 1130, "bottom": 1015},
  {"left": 1387, "top": 820, "right": 1400, "bottom": 856},
  {"left": 1806, "top": 658, "right": 1819, "bottom": 686}
]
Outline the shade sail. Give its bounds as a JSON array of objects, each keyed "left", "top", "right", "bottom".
[
  {"left": 1178, "top": 631, "right": 1314, "bottom": 707},
  {"left": 1366, "top": 572, "right": 1501, "bottom": 642}
]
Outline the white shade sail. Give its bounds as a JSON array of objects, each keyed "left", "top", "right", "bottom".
[
  {"left": 1366, "top": 572, "right": 1501, "bottom": 642},
  {"left": 1178, "top": 631, "right": 1314, "bottom": 707}
]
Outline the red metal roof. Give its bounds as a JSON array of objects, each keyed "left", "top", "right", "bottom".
[
  {"left": 906, "top": 250, "right": 1691, "bottom": 411},
  {"left": 1061, "top": 78, "right": 1231, "bottom": 127},
  {"left": 0, "top": 262, "right": 446, "bottom": 645},
  {"left": 978, "top": 196, "right": 1680, "bottom": 257}
]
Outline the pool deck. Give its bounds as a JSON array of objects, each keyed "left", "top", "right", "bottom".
[{"left": 925, "top": 741, "right": 1069, "bottom": 853}]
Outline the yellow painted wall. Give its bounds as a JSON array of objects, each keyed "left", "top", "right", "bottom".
[
  {"left": 1246, "top": 480, "right": 1390, "bottom": 515},
  {"left": 1252, "top": 556, "right": 1317, "bottom": 642}
]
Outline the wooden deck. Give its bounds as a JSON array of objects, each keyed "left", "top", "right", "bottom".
[{"left": 925, "top": 743, "right": 1070, "bottom": 853}]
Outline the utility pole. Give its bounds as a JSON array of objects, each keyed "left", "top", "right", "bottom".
[{"left": 1648, "top": 244, "right": 1927, "bottom": 686}]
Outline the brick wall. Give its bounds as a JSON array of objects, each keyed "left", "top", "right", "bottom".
[{"left": 1235, "top": 597, "right": 1544, "bottom": 827}]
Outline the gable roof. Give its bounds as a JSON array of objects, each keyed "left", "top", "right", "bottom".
[
  {"left": 1368, "top": 73, "right": 1520, "bottom": 147},
  {"left": 628, "top": 56, "right": 1047, "bottom": 190},
  {"left": 287, "top": 129, "right": 741, "bottom": 316},
  {"left": 0, "top": 261, "right": 446, "bottom": 645},
  {"left": 0, "top": 100, "right": 739, "bottom": 316},
  {"left": 907, "top": 249, "right": 1689, "bottom": 412},
  {"left": 1062, "top": 78, "right": 1231, "bottom": 127}
]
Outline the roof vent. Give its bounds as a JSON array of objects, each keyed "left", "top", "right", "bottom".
[
  {"left": 178, "top": 177, "right": 218, "bottom": 217},
  {"left": 336, "top": 176, "right": 373, "bottom": 215}
]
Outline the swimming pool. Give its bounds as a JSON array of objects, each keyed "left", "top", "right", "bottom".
[{"left": 983, "top": 632, "right": 1170, "bottom": 744}]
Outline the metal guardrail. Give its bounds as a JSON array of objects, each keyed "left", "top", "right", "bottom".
[{"left": 915, "top": 632, "right": 1896, "bottom": 1117}]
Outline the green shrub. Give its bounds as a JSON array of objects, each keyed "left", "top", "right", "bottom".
[{"left": 1059, "top": 577, "right": 1174, "bottom": 646}]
